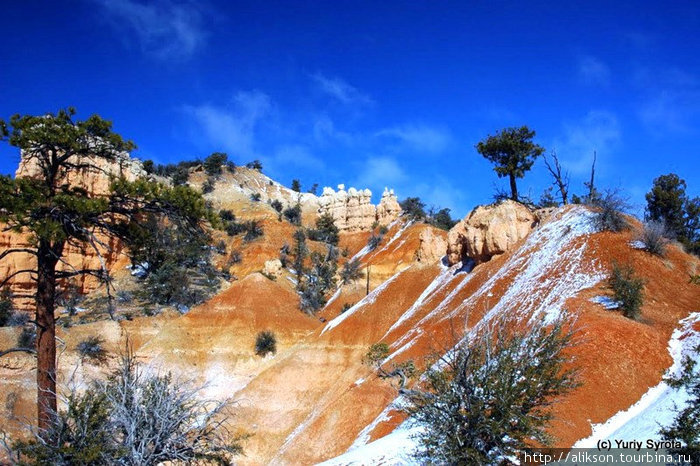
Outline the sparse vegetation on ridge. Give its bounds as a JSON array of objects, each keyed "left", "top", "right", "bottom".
[{"left": 609, "top": 262, "right": 644, "bottom": 320}]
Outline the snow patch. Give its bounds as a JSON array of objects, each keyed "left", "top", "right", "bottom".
[
  {"left": 590, "top": 295, "right": 620, "bottom": 309},
  {"left": 629, "top": 240, "right": 646, "bottom": 250},
  {"left": 321, "top": 268, "right": 406, "bottom": 335},
  {"left": 573, "top": 312, "right": 700, "bottom": 447}
]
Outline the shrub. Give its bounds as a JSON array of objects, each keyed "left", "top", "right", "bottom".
[
  {"left": 271, "top": 199, "right": 283, "bottom": 213},
  {"left": 637, "top": 220, "right": 670, "bottom": 256},
  {"left": 243, "top": 220, "right": 264, "bottom": 242},
  {"left": 171, "top": 166, "right": 189, "bottom": 186},
  {"left": 225, "top": 221, "right": 246, "bottom": 237},
  {"left": 228, "top": 250, "right": 242, "bottom": 266},
  {"left": 367, "top": 233, "right": 383, "bottom": 251},
  {"left": 203, "top": 152, "right": 228, "bottom": 177},
  {"left": 18, "top": 326, "right": 36, "bottom": 349},
  {"left": 249, "top": 193, "right": 261, "bottom": 202},
  {"left": 400, "top": 197, "right": 427, "bottom": 221},
  {"left": 77, "top": 336, "right": 108, "bottom": 365},
  {"left": 255, "top": 330, "right": 277, "bottom": 356},
  {"left": 291, "top": 179, "right": 301, "bottom": 192},
  {"left": 219, "top": 209, "right": 235, "bottom": 222},
  {"left": 143, "top": 261, "right": 204, "bottom": 308},
  {"left": 10, "top": 348, "right": 242, "bottom": 464},
  {"left": 309, "top": 213, "right": 339, "bottom": 245},
  {"left": 202, "top": 177, "right": 215, "bottom": 194},
  {"left": 340, "top": 302, "right": 354, "bottom": 313},
  {"left": 590, "top": 190, "right": 630, "bottom": 232},
  {"left": 283, "top": 205, "right": 302, "bottom": 225},
  {"left": 405, "top": 314, "right": 579, "bottom": 465},
  {"left": 428, "top": 207, "right": 456, "bottom": 230},
  {"left": 340, "top": 259, "right": 363, "bottom": 285},
  {"left": 609, "top": 262, "right": 644, "bottom": 319},
  {"left": 362, "top": 343, "right": 390, "bottom": 366},
  {"left": 225, "top": 160, "right": 236, "bottom": 173},
  {"left": 246, "top": 160, "right": 263, "bottom": 171},
  {"left": 279, "top": 243, "right": 290, "bottom": 268},
  {"left": 215, "top": 240, "right": 227, "bottom": 255}
]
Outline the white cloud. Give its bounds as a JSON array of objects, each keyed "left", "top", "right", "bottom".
[
  {"left": 553, "top": 111, "right": 621, "bottom": 175},
  {"left": 578, "top": 56, "right": 611, "bottom": 87},
  {"left": 183, "top": 90, "right": 271, "bottom": 159},
  {"left": 93, "top": 0, "right": 208, "bottom": 60},
  {"left": 355, "top": 156, "right": 407, "bottom": 189},
  {"left": 636, "top": 68, "right": 700, "bottom": 135},
  {"left": 312, "top": 73, "right": 374, "bottom": 106},
  {"left": 376, "top": 125, "right": 452, "bottom": 154}
]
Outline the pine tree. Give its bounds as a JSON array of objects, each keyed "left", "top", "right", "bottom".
[
  {"left": 0, "top": 108, "right": 217, "bottom": 437},
  {"left": 476, "top": 126, "right": 544, "bottom": 202}
]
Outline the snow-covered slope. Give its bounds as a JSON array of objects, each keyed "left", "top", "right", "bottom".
[{"left": 573, "top": 312, "right": 700, "bottom": 447}]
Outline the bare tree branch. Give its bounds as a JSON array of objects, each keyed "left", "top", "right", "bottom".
[{"left": 0, "top": 248, "right": 37, "bottom": 262}]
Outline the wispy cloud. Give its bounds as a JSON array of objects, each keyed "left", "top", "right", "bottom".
[
  {"left": 183, "top": 90, "right": 271, "bottom": 159},
  {"left": 636, "top": 68, "right": 700, "bottom": 135},
  {"left": 312, "top": 73, "right": 374, "bottom": 106},
  {"left": 577, "top": 56, "right": 611, "bottom": 87},
  {"left": 93, "top": 0, "right": 208, "bottom": 60},
  {"left": 376, "top": 125, "right": 452, "bottom": 154},
  {"left": 354, "top": 156, "right": 407, "bottom": 189},
  {"left": 553, "top": 110, "right": 621, "bottom": 175}
]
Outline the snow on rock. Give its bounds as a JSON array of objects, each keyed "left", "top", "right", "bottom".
[{"left": 573, "top": 312, "right": 700, "bottom": 447}]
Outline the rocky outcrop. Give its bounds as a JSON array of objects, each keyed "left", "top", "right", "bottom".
[
  {"left": 318, "top": 185, "right": 401, "bottom": 232},
  {"left": 376, "top": 188, "right": 401, "bottom": 225},
  {"left": 447, "top": 200, "right": 537, "bottom": 265},
  {"left": 2, "top": 151, "right": 142, "bottom": 309},
  {"left": 16, "top": 150, "right": 145, "bottom": 195},
  {"left": 262, "top": 259, "right": 283, "bottom": 279},
  {"left": 415, "top": 227, "right": 448, "bottom": 264}
]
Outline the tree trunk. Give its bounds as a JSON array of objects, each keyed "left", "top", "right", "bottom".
[
  {"left": 36, "top": 240, "right": 61, "bottom": 437},
  {"left": 509, "top": 174, "right": 518, "bottom": 201}
]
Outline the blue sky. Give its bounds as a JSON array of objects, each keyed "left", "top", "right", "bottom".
[{"left": 1, "top": 1, "right": 699, "bottom": 218}]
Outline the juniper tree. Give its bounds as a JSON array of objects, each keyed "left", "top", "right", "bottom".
[
  {"left": 476, "top": 126, "right": 545, "bottom": 202},
  {"left": 0, "top": 108, "right": 217, "bottom": 437},
  {"left": 405, "top": 314, "right": 579, "bottom": 465},
  {"left": 646, "top": 173, "right": 700, "bottom": 255}
]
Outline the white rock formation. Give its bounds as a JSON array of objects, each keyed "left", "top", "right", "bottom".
[
  {"left": 318, "top": 185, "right": 401, "bottom": 231},
  {"left": 447, "top": 200, "right": 538, "bottom": 265}
]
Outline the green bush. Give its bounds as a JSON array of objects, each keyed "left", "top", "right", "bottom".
[
  {"left": 405, "top": 315, "right": 579, "bottom": 465},
  {"left": 203, "top": 152, "right": 228, "bottom": 177},
  {"left": 243, "top": 220, "right": 264, "bottom": 242},
  {"left": 609, "top": 262, "right": 644, "bottom": 319},
  {"left": 255, "top": 330, "right": 277, "bottom": 356},
  {"left": 283, "top": 205, "right": 302, "bottom": 225},
  {"left": 362, "top": 343, "right": 390, "bottom": 366},
  {"left": 340, "top": 259, "right": 363, "bottom": 285}
]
